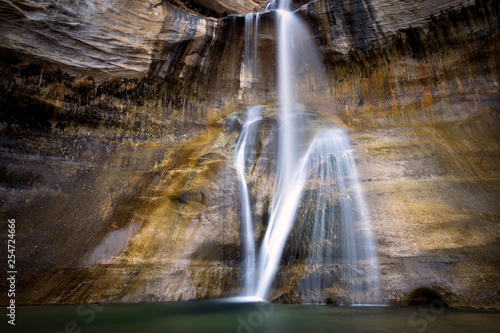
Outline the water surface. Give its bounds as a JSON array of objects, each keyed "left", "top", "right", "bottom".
[{"left": 14, "top": 301, "right": 500, "bottom": 333}]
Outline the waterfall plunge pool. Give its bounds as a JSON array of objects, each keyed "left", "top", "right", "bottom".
[{"left": 14, "top": 301, "right": 500, "bottom": 333}]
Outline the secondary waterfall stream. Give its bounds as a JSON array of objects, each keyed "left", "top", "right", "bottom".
[{"left": 234, "top": 0, "right": 379, "bottom": 304}]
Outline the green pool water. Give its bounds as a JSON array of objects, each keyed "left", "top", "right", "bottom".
[{"left": 7, "top": 300, "right": 500, "bottom": 333}]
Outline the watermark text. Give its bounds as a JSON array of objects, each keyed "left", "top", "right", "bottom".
[{"left": 6, "top": 218, "right": 16, "bottom": 326}]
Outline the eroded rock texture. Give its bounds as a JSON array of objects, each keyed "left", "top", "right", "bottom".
[
  {"left": 168, "top": 0, "right": 269, "bottom": 17},
  {"left": 0, "top": 0, "right": 499, "bottom": 309}
]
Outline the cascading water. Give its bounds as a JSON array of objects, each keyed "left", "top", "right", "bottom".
[
  {"left": 234, "top": 0, "right": 380, "bottom": 304},
  {"left": 240, "top": 13, "right": 261, "bottom": 91},
  {"left": 234, "top": 105, "right": 262, "bottom": 297},
  {"left": 290, "top": 129, "right": 379, "bottom": 304},
  {"left": 254, "top": 0, "right": 304, "bottom": 300},
  {"left": 265, "top": 0, "right": 276, "bottom": 11}
]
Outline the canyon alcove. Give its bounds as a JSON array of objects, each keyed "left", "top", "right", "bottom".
[{"left": 0, "top": 0, "right": 499, "bottom": 332}]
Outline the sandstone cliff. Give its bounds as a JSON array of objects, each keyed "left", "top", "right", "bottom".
[{"left": 0, "top": 0, "right": 498, "bottom": 309}]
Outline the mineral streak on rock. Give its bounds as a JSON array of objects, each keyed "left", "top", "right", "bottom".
[{"left": 0, "top": 0, "right": 499, "bottom": 309}]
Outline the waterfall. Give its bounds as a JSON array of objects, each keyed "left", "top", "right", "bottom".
[
  {"left": 254, "top": 13, "right": 261, "bottom": 85},
  {"left": 279, "top": 0, "right": 291, "bottom": 10},
  {"left": 241, "top": 13, "right": 259, "bottom": 90},
  {"left": 234, "top": 105, "right": 262, "bottom": 296},
  {"left": 292, "top": 129, "right": 379, "bottom": 304},
  {"left": 254, "top": 5, "right": 302, "bottom": 300},
  {"left": 241, "top": 13, "right": 254, "bottom": 90},
  {"left": 265, "top": 0, "right": 277, "bottom": 11},
  {"left": 234, "top": 1, "right": 380, "bottom": 304}
]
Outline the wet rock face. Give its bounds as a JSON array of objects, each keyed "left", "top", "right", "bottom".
[
  {"left": 171, "top": 0, "right": 269, "bottom": 17},
  {"left": 0, "top": 0, "right": 167, "bottom": 78},
  {"left": 0, "top": 58, "right": 246, "bottom": 303},
  {"left": 0, "top": 0, "right": 499, "bottom": 309},
  {"left": 297, "top": 0, "right": 477, "bottom": 52}
]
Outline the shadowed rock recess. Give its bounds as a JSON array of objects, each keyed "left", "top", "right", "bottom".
[{"left": 0, "top": 0, "right": 498, "bottom": 309}]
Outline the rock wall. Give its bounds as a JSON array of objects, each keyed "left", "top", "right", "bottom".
[
  {"left": 0, "top": 0, "right": 167, "bottom": 78},
  {"left": 0, "top": 0, "right": 499, "bottom": 308},
  {"left": 169, "top": 0, "right": 269, "bottom": 17}
]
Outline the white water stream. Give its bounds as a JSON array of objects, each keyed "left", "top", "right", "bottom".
[{"left": 234, "top": 0, "right": 379, "bottom": 304}]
